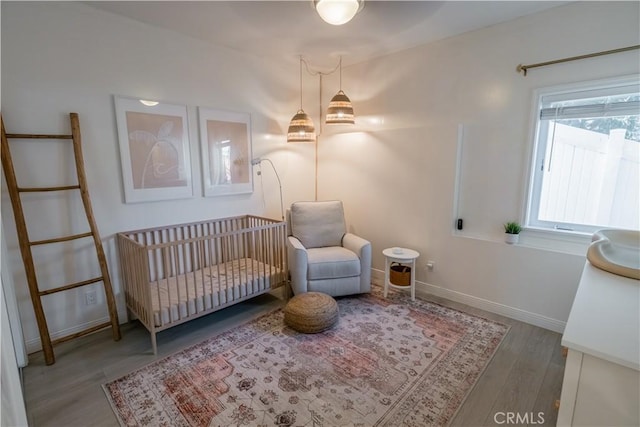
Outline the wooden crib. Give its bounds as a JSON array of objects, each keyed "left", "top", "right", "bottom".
[{"left": 117, "top": 215, "right": 287, "bottom": 354}]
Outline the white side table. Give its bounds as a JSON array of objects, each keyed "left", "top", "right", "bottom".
[{"left": 383, "top": 247, "right": 420, "bottom": 301}]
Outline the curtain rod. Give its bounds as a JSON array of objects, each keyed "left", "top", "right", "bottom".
[{"left": 516, "top": 45, "right": 640, "bottom": 76}]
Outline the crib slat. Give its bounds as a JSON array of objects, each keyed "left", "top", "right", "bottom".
[
  {"left": 173, "top": 244, "right": 182, "bottom": 321},
  {"left": 206, "top": 223, "right": 216, "bottom": 307},
  {"left": 160, "top": 247, "right": 169, "bottom": 325},
  {"left": 181, "top": 227, "right": 190, "bottom": 316},
  {"left": 225, "top": 234, "right": 234, "bottom": 299},
  {"left": 198, "top": 239, "right": 206, "bottom": 312},
  {"left": 215, "top": 226, "right": 224, "bottom": 305}
]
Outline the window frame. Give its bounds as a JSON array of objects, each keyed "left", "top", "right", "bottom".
[{"left": 524, "top": 75, "right": 640, "bottom": 235}]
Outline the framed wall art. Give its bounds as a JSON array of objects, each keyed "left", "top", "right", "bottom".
[
  {"left": 114, "top": 96, "right": 193, "bottom": 203},
  {"left": 198, "top": 108, "right": 253, "bottom": 197}
]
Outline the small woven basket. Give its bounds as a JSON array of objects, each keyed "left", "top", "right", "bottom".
[{"left": 390, "top": 263, "right": 411, "bottom": 286}]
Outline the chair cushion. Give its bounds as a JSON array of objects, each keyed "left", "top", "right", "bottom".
[
  {"left": 290, "top": 201, "right": 346, "bottom": 248},
  {"left": 307, "top": 247, "right": 360, "bottom": 280}
]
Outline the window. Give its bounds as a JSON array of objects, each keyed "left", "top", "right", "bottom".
[{"left": 526, "top": 76, "right": 640, "bottom": 233}]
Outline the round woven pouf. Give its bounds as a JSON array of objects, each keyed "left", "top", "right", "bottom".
[{"left": 284, "top": 292, "right": 339, "bottom": 334}]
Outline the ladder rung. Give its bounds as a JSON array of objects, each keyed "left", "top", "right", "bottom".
[
  {"left": 18, "top": 185, "right": 81, "bottom": 193},
  {"left": 51, "top": 321, "right": 113, "bottom": 346},
  {"left": 39, "top": 277, "right": 104, "bottom": 296},
  {"left": 5, "top": 133, "right": 73, "bottom": 140},
  {"left": 30, "top": 232, "right": 93, "bottom": 246}
]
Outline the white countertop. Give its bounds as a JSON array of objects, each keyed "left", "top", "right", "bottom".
[{"left": 562, "top": 261, "right": 640, "bottom": 371}]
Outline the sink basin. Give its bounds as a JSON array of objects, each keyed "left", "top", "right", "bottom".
[{"left": 587, "top": 229, "right": 640, "bottom": 280}]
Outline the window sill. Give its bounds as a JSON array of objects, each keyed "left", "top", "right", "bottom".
[
  {"left": 452, "top": 227, "right": 591, "bottom": 257},
  {"left": 519, "top": 226, "right": 591, "bottom": 256}
]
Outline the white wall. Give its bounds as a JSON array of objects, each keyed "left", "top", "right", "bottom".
[
  {"left": 2, "top": 2, "right": 639, "bottom": 354},
  {"left": 0, "top": 2, "right": 316, "bottom": 352},
  {"left": 319, "top": 1, "right": 639, "bottom": 331}
]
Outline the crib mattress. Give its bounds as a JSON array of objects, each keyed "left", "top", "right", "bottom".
[{"left": 148, "top": 258, "right": 277, "bottom": 326}]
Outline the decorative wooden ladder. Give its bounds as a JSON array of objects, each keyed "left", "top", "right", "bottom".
[{"left": 1, "top": 113, "right": 121, "bottom": 365}]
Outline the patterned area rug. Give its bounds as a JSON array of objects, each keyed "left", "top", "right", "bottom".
[{"left": 104, "top": 288, "right": 509, "bottom": 426}]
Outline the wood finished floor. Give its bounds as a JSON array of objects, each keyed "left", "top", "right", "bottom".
[{"left": 21, "top": 287, "right": 565, "bottom": 426}]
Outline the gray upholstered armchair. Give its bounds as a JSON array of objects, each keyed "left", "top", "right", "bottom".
[{"left": 287, "top": 200, "right": 371, "bottom": 297}]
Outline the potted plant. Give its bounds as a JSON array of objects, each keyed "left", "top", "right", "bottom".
[{"left": 504, "top": 221, "right": 522, "bottom": 244}]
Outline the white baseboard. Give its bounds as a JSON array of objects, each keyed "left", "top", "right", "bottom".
[
  {"left": 25, "top": 310, "right": 128, "bottom": 354},
  {"left": 371, "top": 269, "right": 566, "bottom": 333}
]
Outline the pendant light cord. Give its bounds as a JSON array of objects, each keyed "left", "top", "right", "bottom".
[
  {"left": 297, "top": 56, "right": 347, "bottom": 202},
  {"left": 301, "top": 57, "right": 341, "bottom": 78},
  {"left": 299, "top": 56, "right": 304, "bottom": 110}
]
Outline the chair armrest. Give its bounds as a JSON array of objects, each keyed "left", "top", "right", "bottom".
[
  {"left": 342, "top": 233, "right": 370, "bottom": 256},
  {"left": 287, "top": 235, "right": 308, "bottom": 255},
  {"left": 343, "top": 233, "right": 372, "bottom": 293},
  {"left": 287, "top": 236, "right": 309, "bottom": 295}
]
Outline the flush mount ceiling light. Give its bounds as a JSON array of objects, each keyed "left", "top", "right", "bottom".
[
  {"left": 326, "top": 57, "right": 355, "bottom": 124},
  {"left": 314, "top": 0, "right": 364, "bottom": 26},
  {"left": 287, "top": 57, "right": 316, "bottom": 143}
]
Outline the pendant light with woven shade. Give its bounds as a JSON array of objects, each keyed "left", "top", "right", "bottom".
[
  {"left": 326, "top": 57, "right": 354, "bottom": 125},
  {"left": 287, "top": 58, "right": 316, "bottom": 143}
]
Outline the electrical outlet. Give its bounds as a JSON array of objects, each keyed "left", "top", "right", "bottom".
[
  {"left": 85, "top": 290, "right": 97, "bottom": 305},
  {"left": 426, "top": 261, "right": 435, "bottom": 271}
]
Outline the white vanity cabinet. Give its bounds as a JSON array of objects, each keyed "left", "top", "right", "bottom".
[{"left": 558, "top": 262, "right": 639, "bottom": 426}]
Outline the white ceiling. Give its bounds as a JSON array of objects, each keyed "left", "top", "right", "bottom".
[{"left": 87, "top": 1, "right": 569, "bottom": 70}]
